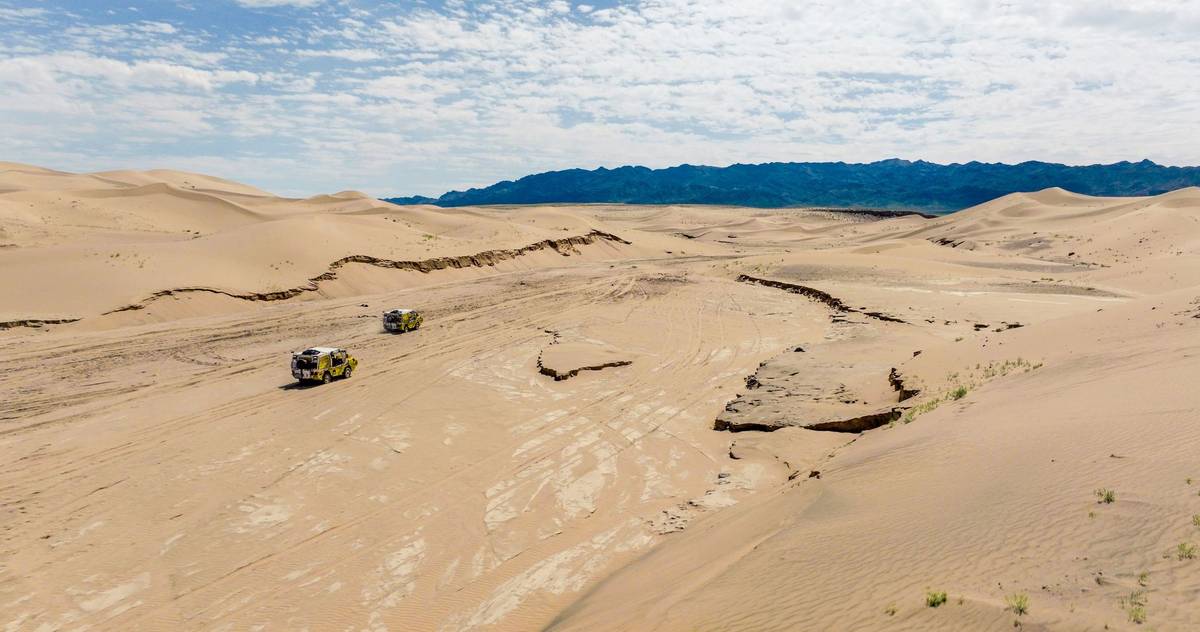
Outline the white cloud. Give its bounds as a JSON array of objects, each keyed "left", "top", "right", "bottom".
[
  {"left": 138, "top": 21, "right": 177, "bottom": 34},
  {"left": 0, "top": 0, "right": 1197, "bottom": 197},
  {"left": 0, "top": 54, "right": 257, "bottom": 91},
  {"left": 234, "top": 0, "right": 323, "bottom": 7},
  {"left": 0, "top": 7, "right": 47, "bottom": 21},
  {"left": 294, "top": 48, "right": 381, "bottom": 61}
]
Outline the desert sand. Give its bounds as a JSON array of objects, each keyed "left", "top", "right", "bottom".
[{"left": 1, "top": 162, "right": 1198, "bottom": 631}]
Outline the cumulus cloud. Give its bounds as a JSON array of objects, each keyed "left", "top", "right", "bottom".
[
  {"left": 0, "top": 54, "right": 257, "bottom": 91},
  {"left": 0, "top": 0, "right": 1197, "bottom": 196},
  {"left": 294, "top": 48, "right": 381, "bottom": 61},
  {"left": 234, "top": 0, "right": 323, "bottom": 7},
  {"left": 0, "top": 7, "right": 47, "bottom": 21}
]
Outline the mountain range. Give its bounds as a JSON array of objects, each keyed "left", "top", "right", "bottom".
[{"left": 385, "top": 159, "right": 1200, "bottom": 212}]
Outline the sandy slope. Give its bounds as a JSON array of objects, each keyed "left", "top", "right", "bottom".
[
  {"left": 0, "top": 165, "right": 682, "bottom": 323},
  {"left": 552, "top": 193, "right": 1200, "bottom": 631},
  {"left": 1, "top": 166, "right": 1198, "bottom": 632}
]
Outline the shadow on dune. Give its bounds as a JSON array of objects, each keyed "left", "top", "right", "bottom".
[{"left": 277, "top": 381, "right": 323, "bottom": 391}]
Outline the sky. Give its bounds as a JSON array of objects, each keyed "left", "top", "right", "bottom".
[{"left": 1, "top": 1, "right": 1198, "bottom": 197}]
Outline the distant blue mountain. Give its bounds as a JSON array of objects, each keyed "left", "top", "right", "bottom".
[{"left": 384, "top": 159, "right": 1200, "bottom": 212}]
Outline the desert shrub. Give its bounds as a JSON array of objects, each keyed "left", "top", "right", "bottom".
[
  {"left": 1005, "top": 593, "right": 1029, "bottom": 616},
  {"left": 1121, "top": 590, "right": 1147, "bottom": 623},
  {"left": 925, "top": 590, "right": 948, "bottom": 608}
]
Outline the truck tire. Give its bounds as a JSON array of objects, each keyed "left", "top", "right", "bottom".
[
  {"left": 322, "top": 372, "right": 331, "bottom": 384},
  {"left": 343, "top": 366, "right": 352, "bottom": 379}
]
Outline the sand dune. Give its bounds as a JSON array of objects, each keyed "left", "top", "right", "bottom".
[
  {"left": 0, "top": 167, "right": 673, "bottom": 324},
  {"left": 2, "top": 169, "right": 1198, "bottom": 631},
  {"left": 92, "top": 169, "right": 277, "bottom": 198}
]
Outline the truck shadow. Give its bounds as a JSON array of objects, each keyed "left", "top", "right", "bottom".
[{"left": 278, "top": 381, "right": 322, "bottom": 390}]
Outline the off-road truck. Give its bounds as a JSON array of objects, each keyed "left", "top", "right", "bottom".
[
  {"left": 383, "top": 309, "right": 423, "bottom": 333},
  {"left": 291, "top": 347, "right": 356, "bottom": 384}
]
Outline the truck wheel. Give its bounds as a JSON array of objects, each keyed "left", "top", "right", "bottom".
[
  {"left": 322, "top": 372, "right": 331, "bottom": 384},
  {"left": 343, "top": 367, "right": 352, "bottom": 379}
]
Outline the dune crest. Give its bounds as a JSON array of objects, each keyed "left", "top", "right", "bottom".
[{"left": 0, "top": 166, "right": 655, "bottom": 323}]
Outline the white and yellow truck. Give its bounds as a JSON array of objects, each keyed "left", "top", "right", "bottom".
[
  {"left": 291, "top": 347, "right": 356, "bottom": 384},
  {"left": 383, "top": 309, "right": 423, "bottom": 333}
]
